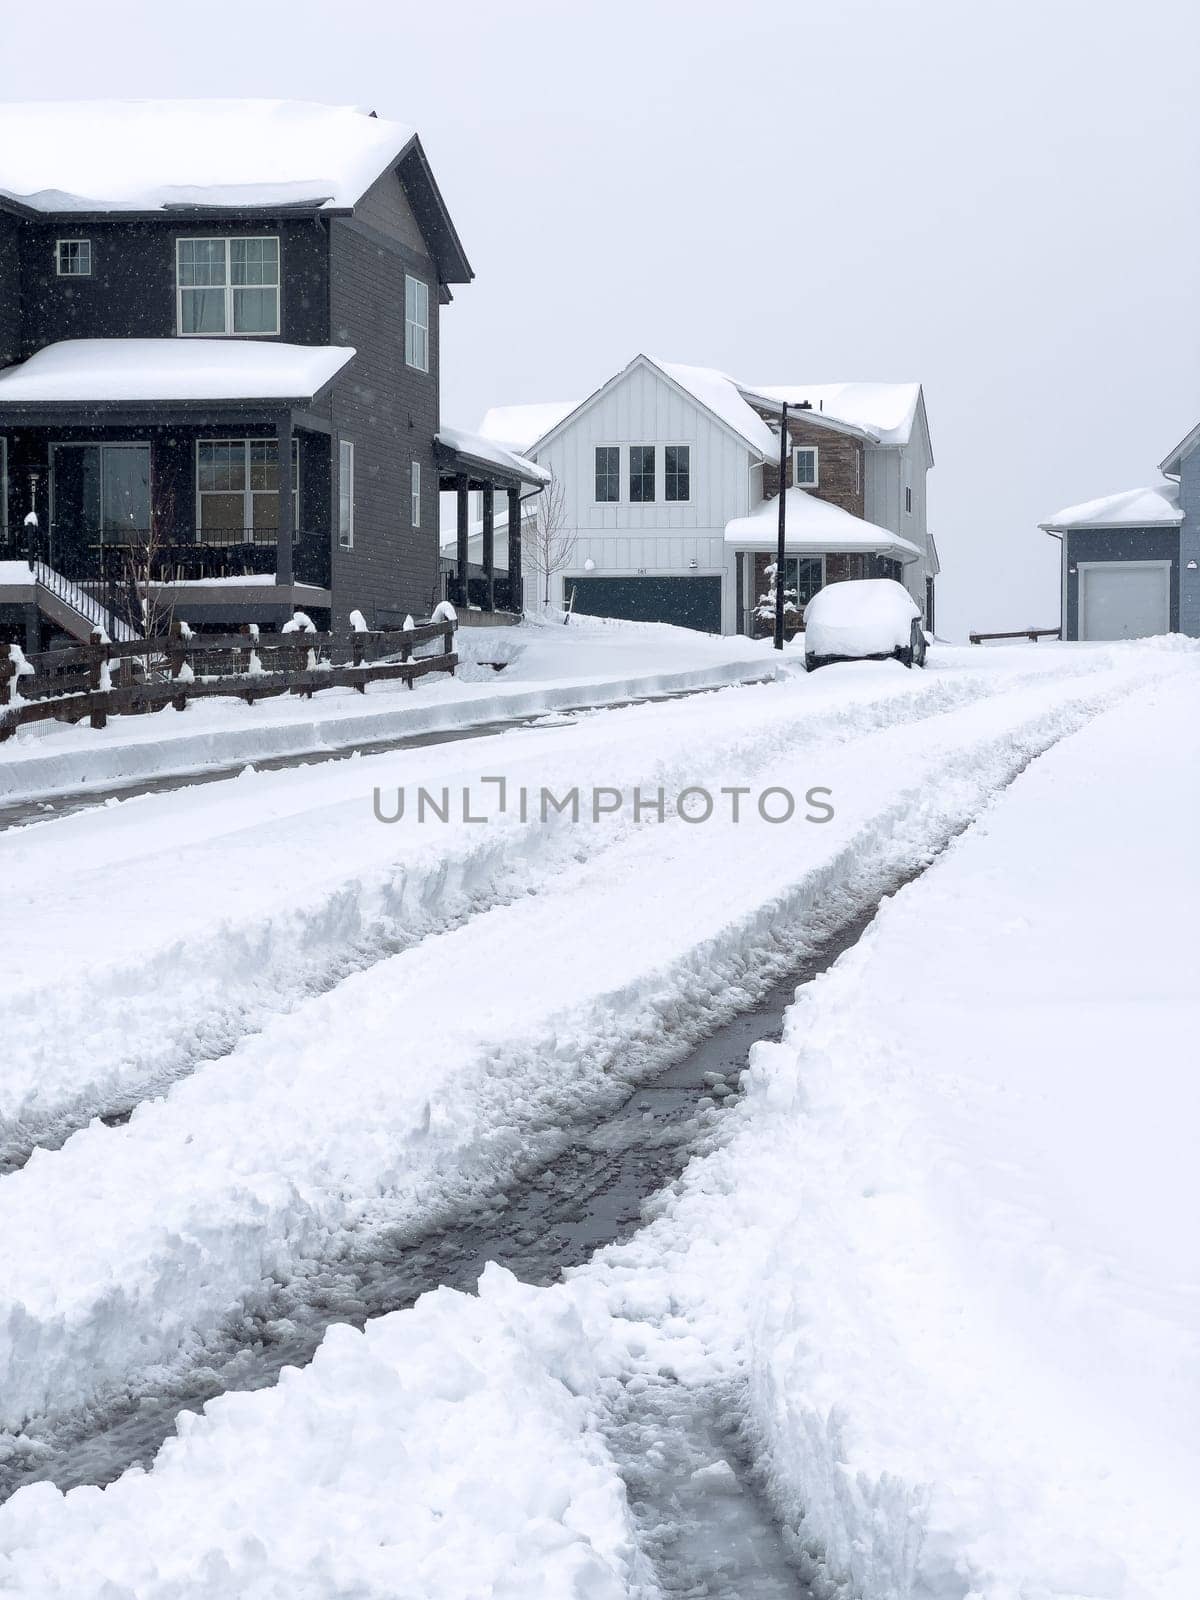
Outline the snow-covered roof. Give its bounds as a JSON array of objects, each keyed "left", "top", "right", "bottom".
[
  {"left": 1039, "top": 481, "right": 1182, "bottom": 531},
  {"left": 725, "top": 487, "right": 923, "bottom": 562},
  {"left": 436, "top": 426, "right": 550, "bottom": 486},
  {"left": 748, "top": 382, "right": 923, "bottom": 447},
  {"left": 0, "top": 100, "right": 416, "bottom": 214},
  {"left": 477, "top": 402, "right": 580, "bottom": 454},
  {"left": 655, "top": 360, "right": 778, "bottom": 456},
  {"left": 0, "top": 339, "right": 355, "bottom": 404}
]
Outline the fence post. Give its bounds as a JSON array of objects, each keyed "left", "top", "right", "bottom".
[
  {"left": 351, "top": 628, "right": 366, "bottom": 694},
  {"left": 169, "top": 620, "right": 188, "bottom": 712},
  {"left": 88, "top": 629, "right": 109, "bottom": 731}
]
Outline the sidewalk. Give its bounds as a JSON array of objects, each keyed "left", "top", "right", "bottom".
[{"left": 0, "top": 616, "right": 789, "bottom": 803}]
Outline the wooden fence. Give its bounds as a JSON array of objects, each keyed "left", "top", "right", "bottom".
[
  {"left": 968, "top": 628, "right": 1062, "bottom": 644},
  {"left": 0, "top": 615, "right": 457, "bottom": 742}
]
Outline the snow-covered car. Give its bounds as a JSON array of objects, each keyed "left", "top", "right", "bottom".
[{"left": 803, "top": 578, "right": 928, "bottom": 671}]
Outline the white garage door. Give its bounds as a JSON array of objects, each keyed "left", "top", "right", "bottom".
[{"left": 1079, "top": 562, "right": 1170, "bottom": 641}]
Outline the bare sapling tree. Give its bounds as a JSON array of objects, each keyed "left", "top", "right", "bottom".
[
  {"left": 123, "top": 518, "right": 177, "bottom": 677},
  {"left": 525, "top": 471, "right": 576, "bottom": 610}
]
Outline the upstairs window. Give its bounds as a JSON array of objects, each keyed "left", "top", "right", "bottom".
[
  {"left": 793, "top": 446, "right": 819, "bottom": 488},
  {"left": 177, "top": 237, "right": 280, "bottom": 336},
  {"left": 0, "top": 437, "right": 8, "bottom": 543},
  {"left": 905, "top": 484, "right": 913, "bottom": 514},
  {"left": 664, "top": 445, "right": 690, "bottom": 502},
  {"left": 411, "top": 460, "right": 421, "bottom": 528},
  {"left": 339, "top": 440, "right": 355, "bottom": 549},
  {"left": 629, "top": 445, "right": 656, "bottom": 503},
  {"left": 594, "top": 446, "right": 620, "bottom": 502},
  {"left": 405, "top": 275, "right": 429, "bottom": 371},
  {"left": 56, "top": 240, "right": 92, "bottom": 277}
]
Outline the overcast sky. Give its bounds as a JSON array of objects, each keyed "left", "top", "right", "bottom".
[{"left": 7, "top": 0, "right": 1198, "bottom": 637}]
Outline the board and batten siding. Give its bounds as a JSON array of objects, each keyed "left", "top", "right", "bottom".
[
  {"left": 528, "top": 360, "right": 757, "bottom": 633},
  {"left": 863, "top": 429, "right": 933, "bottom": 609}
]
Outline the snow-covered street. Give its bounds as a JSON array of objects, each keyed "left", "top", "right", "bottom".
[{"left": 1, "top": 632, "right": 1197, "bottom": 1598}]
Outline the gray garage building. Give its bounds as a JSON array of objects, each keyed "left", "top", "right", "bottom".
[{"left": 1042, "top": 419, "right": 1200, "bottom": 641}]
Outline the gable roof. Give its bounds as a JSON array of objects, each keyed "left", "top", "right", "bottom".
[
  {"left": 748, "top": 382, "right": 924, "bottom": 448},
  {"left": 1039, "top": 481, "right": 1182, "bottom": 532},
  {"left": 1158, "top": 419, "right": 1200, "bottom": 477},
  {"left": 0, "top": 338, "right": 356, "bottom": 406},
  {"left": 652, "top": 361, "right": 779, "bottom": 455},
  {"left": 480, "top": 355, "right": 779, "bottom": 461}
]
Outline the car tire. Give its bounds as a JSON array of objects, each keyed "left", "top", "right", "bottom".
[
  {"left": 897, "top": 644, "right": 914, "bottom": 669},
  {"left": 804, "top": 653, "right": 818, "bottom": 672}
]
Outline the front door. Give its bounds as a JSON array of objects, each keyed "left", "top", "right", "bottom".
[{"left": 50, "top": 443, "right": 151, "bottom": 574}]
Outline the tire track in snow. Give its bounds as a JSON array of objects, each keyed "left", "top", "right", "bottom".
[
  {"left": 0, "top": 659, "right": 1075, "bottom": 1171},
  {"left": 0, "top": 659, "right": 1155, "bottom": 1476}
]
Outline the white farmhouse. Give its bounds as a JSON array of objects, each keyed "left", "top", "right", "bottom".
[{"left": 457, "top": 354, "right": 938, "bottom": 636}]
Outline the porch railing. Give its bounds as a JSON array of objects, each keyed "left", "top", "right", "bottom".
[{"left": 42, "top": 531, "right": 332, "bottom": 592}]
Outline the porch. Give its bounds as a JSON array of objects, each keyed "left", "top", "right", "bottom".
[
  {"left": 0, "top": 339, "right": 352, "bottom": 638},
  {"left": 725, "top": 486, "right": 924, "bottom": 637},
  {"left": 435, "top": 426, "right": 548, "bottom": 616}
]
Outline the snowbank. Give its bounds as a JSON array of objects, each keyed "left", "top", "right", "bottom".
[
  {"left": 0, "top": 1268, "right": 647, "bottom": 1600},
  {"left": 593, "top": 666, "right": 1200, "bottom": 1598}
]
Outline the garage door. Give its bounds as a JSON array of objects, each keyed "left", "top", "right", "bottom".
[
  {"left": 567, "top": 575, "right": 723, "bottom": 633},
  {"left": 1079, "top": 562, "right": 1170, "bottom": 641}
]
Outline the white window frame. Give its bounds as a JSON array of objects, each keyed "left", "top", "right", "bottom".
[
  {"left": 195, "top": 438, "right": 299, "bottom": 541},
  {"left": 55, "top": 239, "right": 92, "bottom": 277},
  {"left": 405, "top": 275, "right": 429, "bottom": 372},
  {"left": 663, "top": 443, "right": 692, "bottom": 505},
  {"left": 593, "top": 444, "right": 621, "bottom": 505},
  {"left": 904, "top": 481, "right": 913, "bottom": 514},
  {"left": 793, "top": 445, "right": 819, "bottom": 489},
  {"left": 176, "top": 236, "right": 280, "bottom": 337},
  {"left": 339, "top": 439, "right": 355, "bottom": 550},
  {"left": 411, "top": 459, "right": 421, "bottom": 528}
]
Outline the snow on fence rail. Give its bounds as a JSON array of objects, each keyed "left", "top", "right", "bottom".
[{"left": 0, "top": 612, "right": 457, "bottom": 740}]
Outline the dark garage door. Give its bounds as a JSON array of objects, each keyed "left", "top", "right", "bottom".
[{"left": 568, "top": 575, "right": 723, "bottom": 633}]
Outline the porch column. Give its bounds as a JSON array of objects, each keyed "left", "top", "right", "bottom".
[
  {"left": 456, "top": 472, "right": 470, "bottom": 605},
  {"left": 481, "top": 483, "right": 495, "bottom": 612},
  {"left": 276, "top": 413, "right": 294, "bottom": 591},
  {"left": 507, "top": 486, "right": 523, "bottom": 614}
]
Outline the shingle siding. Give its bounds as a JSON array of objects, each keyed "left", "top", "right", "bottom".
[{"left": 328, "top": 217, "right": 440, "bottom": 628}]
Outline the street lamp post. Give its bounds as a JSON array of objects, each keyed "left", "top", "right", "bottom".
[{"left": 774, "top": 400, "right": 790, "bottom": 650}]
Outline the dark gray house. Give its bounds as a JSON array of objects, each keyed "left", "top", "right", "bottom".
[
  {"left": 1041, "top": 418, "right": 1200, "bottom": 641},
  {"left": 0, "top": 99, "right": 542, "bottom": 645}
]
